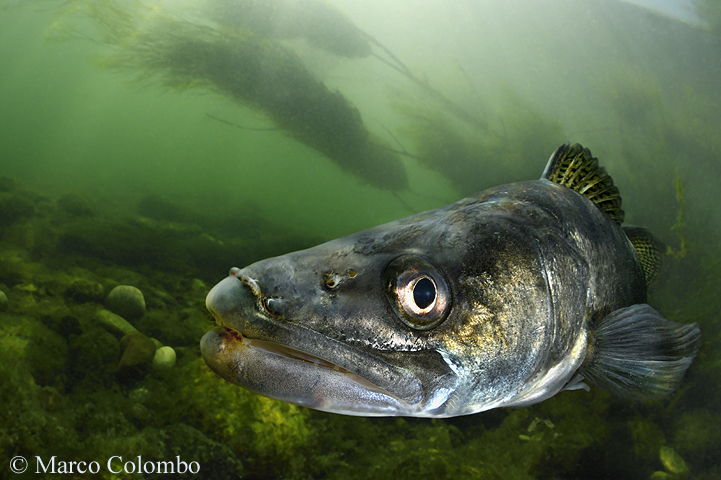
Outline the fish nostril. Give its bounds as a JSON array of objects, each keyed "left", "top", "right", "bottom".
[{"left": 322, "top": 269, "right": 357, "bottom": 290}]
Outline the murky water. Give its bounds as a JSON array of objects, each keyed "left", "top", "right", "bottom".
[{"left": 1, "top": 1, "right": 719, "bottom": 478}]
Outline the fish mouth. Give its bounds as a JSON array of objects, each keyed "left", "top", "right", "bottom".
[
  {"left": 201, "top": 274, "right": 424, "bottom": 416},
  {"left": 204, "top": 325, "right": 393, "bottom": 394}
]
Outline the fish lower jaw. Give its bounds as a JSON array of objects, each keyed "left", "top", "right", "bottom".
[{"left": 200, "top": 327, "right": 426, "bottom": 416}]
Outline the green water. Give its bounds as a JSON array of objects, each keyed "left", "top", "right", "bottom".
[{"left": 1, "top": 0, "right": 720, "bottom": 479}]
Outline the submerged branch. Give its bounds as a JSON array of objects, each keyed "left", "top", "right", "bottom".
[
  {"left": 205, "top": 113, "right": 278, "bottom": 132},
  {"left": 367, "top": 36, "right": 490, "bottom": 133}
]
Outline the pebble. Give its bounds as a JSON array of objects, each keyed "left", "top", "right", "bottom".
[
  {"left": 153, "top": 346, "right": 176, "bottom": 369},
  {"left": 95, "top": 309, "right": 137, "bottom": 337},
  {"left": 659, "top": 446, "right": 688, "bottom": 475},
  {"left": 0, "top": 290, "right": 8, "bottom": 311},
  {"left": 106, "top": 285, "right": 146, "bottom": 320},
  {"left": 66, "top": 278, "right": 104, "bottom": 303}
]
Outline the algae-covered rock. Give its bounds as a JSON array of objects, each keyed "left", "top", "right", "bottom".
[
  {"left": 119, "top": 331, "right": 156, "bottom": 368},
  {"left": 68, "top": 326, "right": 120, "bottom": 384},
  {"left": 137, "top": 194, "right": 189, "bottom": 223},
  {"left": 628, "top": 418, "right": 666, "bottom": 461},
  {"left": 106, "top": 285, "right": 146, "bottom": 320},
  {"left": 0, "top": 176, "right": 21, "bottom": 193},
  {"left": 0, "top": 290, "right": 7, "bottom": 311},
  {"left": 660, "top": 446, "right": 689, "bottom": 476},
  {"left": 65, "top": 277, "right": 104, "bottom": 303},
  {"left": 21, "top": 298, "right": 74, "bottom": 332},
  {"left": 57, "top": 192, "right": 96, "bottom": 217},
  {"left": 674, "top": 409, "right": 721, "bottom": 467},
  {"left": 95, "top": 308, "right": 138, "bottom": 337},
  {"left": 0, "top": 248, "right": 33, "bottom": 285},
  {"left": 22, "top": 319, "right": 68, "bottom": 388},
  {"left": 188, "top": 278, "right": 209, "bottom": 303},
  {"left": 0, "top": 218, "right": 56, "bottom": 258},
  {"left": 55, "top": 314, "right": 83, "bottom": 339},
  {"left": 117, "top": 331, "right": 157, "bottom": 382},
  {"left": 59, "top": 217, "right": 197, "bottom": 275},
  {"left": 0, "top": 314, "right": 68, "bottom": 388},
  {"left": 129, "top": 387, "right": 151, "bottom": 403},
  {"left": 0, "top": 191, "right": 35, "bottom": 227}
]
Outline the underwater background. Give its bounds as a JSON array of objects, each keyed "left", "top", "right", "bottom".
[{"left": 0, "top": 0, "right": 720, "bottom": 478}]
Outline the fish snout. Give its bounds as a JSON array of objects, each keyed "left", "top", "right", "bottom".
[{"left": 206, "top": 271, "right": 261, "bottom": 327}]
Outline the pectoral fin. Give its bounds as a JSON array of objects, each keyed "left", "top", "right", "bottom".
[{"left": 580, "top": 304, "right": 701, "bottom": 399}]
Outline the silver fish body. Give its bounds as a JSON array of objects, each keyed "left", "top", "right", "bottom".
[{"left": 201, "top": 144, "right": 700, "bottom": 417}]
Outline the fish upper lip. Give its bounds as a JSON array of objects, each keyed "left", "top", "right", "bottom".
[{"left": 206, "top": 274, "right": 424, "bottom": 404}]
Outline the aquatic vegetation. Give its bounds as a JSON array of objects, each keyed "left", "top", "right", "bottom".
[
  {"left": 668, "top": 175, "right": 689, "bottom": 259},
  {"left": 48, "top": 0, "right": 408, "bottom": 191},
  {"left": 205, "top": 0, "right": 373, "bottom": 58}
]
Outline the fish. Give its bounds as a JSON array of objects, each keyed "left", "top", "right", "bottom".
[{"left": 201, "top": 143, "right": 701, "bottom": 417}]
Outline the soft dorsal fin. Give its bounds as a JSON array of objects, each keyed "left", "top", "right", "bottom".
[
  {"left": 623, "top": 225, "right": 664, "bottom": 289},
  {"left": 542, "top": 143, "right": 624, "bottom": 225}
]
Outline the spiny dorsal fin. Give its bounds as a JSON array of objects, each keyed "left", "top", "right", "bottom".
[
  {"left": 623, "top": 225, "right": 664, "bottom": 289},
  {"left": 542, "top": 143, "right": 624, "bottom": 225}
]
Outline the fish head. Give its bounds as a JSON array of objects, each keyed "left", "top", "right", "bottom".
[{"left": 202, "top": 193, "right": 556, "bottom": 417}]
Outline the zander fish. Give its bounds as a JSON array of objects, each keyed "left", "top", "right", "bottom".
[{"left": 201, "top": 143, "right": 701, "bottom": 417}]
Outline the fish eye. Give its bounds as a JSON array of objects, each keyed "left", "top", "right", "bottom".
[
  {"left": 383, "top": 255, "right": 451, "bottom": 330},
  {"left": 413, "top": 277, "right": 436, "bottom": 309}
]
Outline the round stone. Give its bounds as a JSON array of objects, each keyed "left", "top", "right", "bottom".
[
  {"left": 0, "top": 290, "right": 8, "bottom": 311},
  {"left": 106, "top": 285, "right": 146, "bottom": 320},
  {"left": 153, "top": 346, "right": 176, "bottom": 369}
]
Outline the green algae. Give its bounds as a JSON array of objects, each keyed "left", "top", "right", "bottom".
[{"left": 205, "top": 0, "right": 373, "bottom": 59}]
